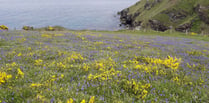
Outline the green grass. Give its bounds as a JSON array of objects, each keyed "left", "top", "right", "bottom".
[
  {"left": 86, "top": 30, "right": 209, "bottom": 41},
  {"left": 0, "top": 30, "right": 209, "bottom": 102}
]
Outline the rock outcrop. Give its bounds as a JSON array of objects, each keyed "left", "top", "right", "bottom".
[
  {"left": 195, "top": 5, "right": 209, "bottom": 24},
  {"left": 119, "top": 0, "right": 209, "bottom": 33},
  {"left": 149, "top": 20, "right": 169, "bottom": 31},
  {"left": 175, "top": 23, "right": 192, "bottom": 32}
]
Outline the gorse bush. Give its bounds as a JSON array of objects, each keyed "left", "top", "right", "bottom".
[{"left": 0, "top": 25, "right": 8, "bottom": 30}]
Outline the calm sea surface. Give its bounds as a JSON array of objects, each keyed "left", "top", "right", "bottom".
[{"left": 0, "top": 0, "right": 138, "bottom": 30}]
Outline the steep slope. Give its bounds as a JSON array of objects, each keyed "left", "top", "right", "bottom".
[{"left": 119, "top": 0, "right": 209, "bottom": 34}]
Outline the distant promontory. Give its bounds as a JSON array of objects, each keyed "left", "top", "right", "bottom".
[{"left": 119, "top": 0, "right": 209, "bottom": 34}]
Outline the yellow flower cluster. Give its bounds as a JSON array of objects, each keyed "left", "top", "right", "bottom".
[
  {"left": 81, "top": 99, "right": 86, "bottom": 103},
  {"left": 143, "top": 55, "right": 181, "bottom": 70},
  {"left": 81, "top": 58, "right": 115, "bottom": 72},
  {"left": 67, "top": 96, "right": 95, "bottom": 103},
  {"left": 46, "top": 26, "right": 55, "bottom": 31},
  {"left": 45, "top": 74, "right": 64, "bottom": 85},
  {"left": 88, "top": 68, "right": 121, "bottom": 81},
  {"left": 0, "top": 72, "right": 12, "bottom": 85},
  {"left": 16, "top": 68, "right": 24, "bottom": 78},
  {"left": 57, "top": 50, "right": 68, "bottom": 56},
  {"left": 77, "top": 35, "right": 86, "bottom": 40},
  {"left": 17, "top": 53, "right": 22, "bottom": 57},
  {"left": 93, "top": 57, "right": 115, "bottom": 70},
  {"left": 107, "top": 47, "right": 111, "bottom": 50},
  {"left": 36, "top": 94, "right": 48, "bottom": 102},
  {"left": 172, "top": 77, "right": 179, "bottom": 82},
  {"left": 54, "top": 34, "right": 65, "bottom": 37},
  {"left": 57, "top": 62, "right": 66, "bottom": 69},
  {"left": 41, "top": 33, "right": 65, "bottom": 38},
  {"left": 122, "top": 79, "right": 150, "bottom": 99},
  {"left": 30, "top": 74, "right": 64, "bottom": 88},
  {"left": 82, "top": 63, "right": 89, "bottom": 71},
  {"left": 22, "top": 26, "right": 34, "bottom": 31},
  {"left": 30, "top": 83, "right": 44, "bottom": 88},
  {"left": 34, "top": 59, "right": 43, "bottom": 66},
  {"left": 5, "top": 62, "right": 18, "bottom": 70},
  {"left": 89, "top": 96, "right": 95, "bottom": 103},
  {"left": 0, "top": 25, "right": 8, "bottom": 30},
  {"left": 67, "top": 98, "right": 74, "bottom": 103},
  {"left": 41, "top": 34, "right": 52, "bottom": 38},
  {"left": 67, "top": 52, "right": 84, "bottom": 63},
  {"left": 134, "top": 63, "right": 158, "bottom": 73},
  {"left": 125, "top": 58, "right": 166, "bottom": 75},
  {"left": 190, "top": 32, "right": 198, "bottom": 36},
  {"left": 172, "top": 76, "right": 181, "bottom": 85}
]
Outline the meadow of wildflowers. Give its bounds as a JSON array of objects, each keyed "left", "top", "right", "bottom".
[{"left": 0, "top": 30, "right": 209, "bottom": 103}]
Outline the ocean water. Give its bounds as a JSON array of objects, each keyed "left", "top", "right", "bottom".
[{"left": 0, "top": 0, "right": 138, "bottom": 30}]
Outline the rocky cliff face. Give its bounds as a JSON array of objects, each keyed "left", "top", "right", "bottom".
[{"left": 119, "top": 0, "right": 209, "bottom": 34}]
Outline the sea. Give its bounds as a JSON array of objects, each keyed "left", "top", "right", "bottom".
[{"left": 0, "top": 0, "right": 138, "bottom": 30}]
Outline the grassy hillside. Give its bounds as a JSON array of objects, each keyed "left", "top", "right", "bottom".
[{"left": 119, "top": 0, "right": 209, "bottom": 34}]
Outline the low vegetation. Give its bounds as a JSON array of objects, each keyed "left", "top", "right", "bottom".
[{"left": 0, "top": 30, "right": 209, "bottom": 102}]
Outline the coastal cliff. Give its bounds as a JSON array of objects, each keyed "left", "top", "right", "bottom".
[{"left": 119, "top": 0, "right": 209, "bottom": 34}]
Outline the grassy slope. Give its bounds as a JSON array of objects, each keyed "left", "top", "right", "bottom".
[
  {"left": 124, "top": 0, "right": 209, "bottom": 33},
  {"left": 86, "top": 30, "right": 209, "bottom": 42}
]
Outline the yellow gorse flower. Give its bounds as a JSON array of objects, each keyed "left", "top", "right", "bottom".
[
  {"left": 0, "top": 72, "right": 12, "bottom": 85},
  {"left": 0, "top": 25, "right": 8, "bottom": 30},
  {"left": 67, "top": 98, "right": 73, "bottom": 103},
  {"left": 35, "top": 59, "right": 43, "bottom": 66},
  {"left": 30, "top": 83, "right": 44, "bottom": 88},
  {"left": 81, "top": 99, "right": 86, "bottom": 103},
  {"left": 89, "top": 96, "right": 95, "bottom": 103},
  {"left": 57, "top": 62, "right": 66, "bottom": 68},
  {"left": 122, "top": 79, "right": 150, "bottom": 99},
  {"left": 54, "top": 34, "right": 65, "bottom": 37},
  {"left": 173, "top": 77, "right": 179, "bottom": 82},
  {"left": 143, "top": 55, "right": 181, "bottom": 70},
  {"left": 17, "top": 53, "right": 22, "bottom": 57},
  {"left": 67, "top": 52, "right": 84, "bottom": 63},
  {"left": 17, "top": 68, "right": 24, "bottom": 78},
  {"left": 88, "top": 68, "right": 121, "bottom": 81},
  {"left": 31, "top": 74, "right": 64, "bottom": 88},
  {"left": 47, "top": 26, "right": 55, "bottom": 31},
  {"left": 41, "top": 34, "right": 52, "bottom": 38},
  {"left": 82, "top": 63, "right": 89, "bottom": 71},
  {"left": 190, "top": 32, "right": 197, "bottom": 36}
]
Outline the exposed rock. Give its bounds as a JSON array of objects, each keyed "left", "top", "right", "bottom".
[
  {"left": 144, "top": 0, "right": 162, "bottom": 10},
  {"left": 144, "top": 2, "right": 152, "bottom": 10},
  {"left": 195, "top": 4, "right": 209, "bottom": 24},
  {"left": 149, "top": 20, "right": 169, "bottom": 31},
  {"left": 133, "top": 12, "right": 140, "bottom": 19},
  {"left": 119, "top": 9, "right": 132, "bottom": 26},
  {"left": 119, "top": 9, "right": 141, "bottom": 27},
  {"left": 133, "top": 21, "right": 142, "bottom": 27},
  {"left": 164, "top": 11, "right": 187, "bottom": 22},
  {"left": 175, "top": 23, "right": 192, "bottom": 32}
]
